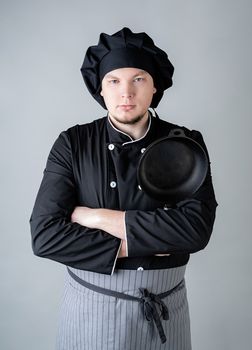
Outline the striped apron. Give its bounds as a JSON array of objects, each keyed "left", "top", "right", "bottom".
[{"left": 56, "top": 265, "right": 191, "bottom": 350}]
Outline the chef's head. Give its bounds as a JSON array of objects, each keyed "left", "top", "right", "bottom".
[{"left": 80, "top": 27, "right": 174, "bottom": 110}]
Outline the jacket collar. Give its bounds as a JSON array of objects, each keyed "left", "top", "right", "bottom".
[{"left": 106, "top": 111, "right": 153, "bottom": 146}]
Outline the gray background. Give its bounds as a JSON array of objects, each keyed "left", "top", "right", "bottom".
[{"left": 1, "top": 0, "right": 251, "bottom": 349}]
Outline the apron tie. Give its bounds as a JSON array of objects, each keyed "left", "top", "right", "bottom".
[{"left": 140, "top": 288, "right": 169, "bottom": 344}]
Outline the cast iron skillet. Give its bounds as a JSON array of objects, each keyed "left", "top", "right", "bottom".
[{"left": 137, "top": 128, "right": 208, "bottom": 204}]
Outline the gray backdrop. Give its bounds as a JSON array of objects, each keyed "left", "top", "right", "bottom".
[{"left": 1, "top": 0, "right": 251, "bottom": 349}]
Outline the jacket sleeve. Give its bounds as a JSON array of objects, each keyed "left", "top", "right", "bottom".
[
  {"left": 125, "top": 130, "right": 218, "bottom": 257},
  {"left": 30, "top": 131, "right": 121, "bottom": 275}
]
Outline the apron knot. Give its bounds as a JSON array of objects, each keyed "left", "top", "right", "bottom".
[{"left": 139, "top": 288, "right": 169, "bottom": 344}]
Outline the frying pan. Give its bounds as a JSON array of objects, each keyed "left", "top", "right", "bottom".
[{"left": 137, "top": 128, "right": 208, "bottom": 203}]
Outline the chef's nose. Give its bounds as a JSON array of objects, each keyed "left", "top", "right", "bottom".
[{"left": 121, "top": 82, "right": 134, "bottom": 98}]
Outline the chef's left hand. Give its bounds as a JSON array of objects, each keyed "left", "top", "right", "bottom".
[{"left": 71, "top": 206, "right": 100, "bottom": 229}]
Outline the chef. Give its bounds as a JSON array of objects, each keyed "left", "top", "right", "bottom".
[{"left": 30, "top": 27, "right": 217, "bottom": 350}]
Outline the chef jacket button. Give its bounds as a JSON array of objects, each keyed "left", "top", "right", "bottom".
[
  {"left": 108, "top": 144, "right": 115, "bottom": 150},
  {"left": 141, "top": 148, "right": 146, "bottom": 153},
  {"left": 110, "top": 181, "right": 117, "bottom": 188},
  {"left": 137, "top": 266, "right": 144, "bottom": 271}
]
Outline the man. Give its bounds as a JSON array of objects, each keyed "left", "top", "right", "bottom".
[{"left": 30, "top": 27, "right": 217, "bottom": 350}]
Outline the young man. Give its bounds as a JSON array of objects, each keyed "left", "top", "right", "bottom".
[{"left": 30, "top": 28, "right": 217, "bottom": 350}]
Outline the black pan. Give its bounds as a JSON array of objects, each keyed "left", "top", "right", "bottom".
[{"left": 137, "top": 128, "right": 208, "bottom": 203}]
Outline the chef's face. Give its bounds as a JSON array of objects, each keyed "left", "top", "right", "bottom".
[{"left": 100, "top": 67, "right": 156, "bottom": 126}]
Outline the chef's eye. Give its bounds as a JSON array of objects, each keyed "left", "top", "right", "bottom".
[
  {"left": 134, "top": 77, "right": 144, "bottom": 82},
  {"left": 108, "top": 79, "right": 119, "bottom": 84}
]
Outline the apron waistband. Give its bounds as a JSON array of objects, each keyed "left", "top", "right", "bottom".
[{"left": 67, "top": 267, "right": 184, "bottom": 344}]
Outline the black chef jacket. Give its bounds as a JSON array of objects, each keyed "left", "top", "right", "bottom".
[{"left": 30, "top": 114, "right": 217, "bottom": 275}]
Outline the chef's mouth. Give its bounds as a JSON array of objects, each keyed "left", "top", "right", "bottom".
[{"left": 118, "top": 105, "right": 136, "bottom": 111}]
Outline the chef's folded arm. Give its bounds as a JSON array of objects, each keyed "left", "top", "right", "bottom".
[
  {"left": 30, "top": 133, "right": 122, "bottom": 275},
  {"left": 125, "top": 168, "right": 217, "bottom": 257}
]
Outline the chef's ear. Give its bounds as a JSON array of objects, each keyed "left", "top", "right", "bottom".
[
  {"left": 100, "top": 90, "right": 103, "bottom": 97},
  {"left": 153, "top": 87, "right": 157, "bottom": 94}
]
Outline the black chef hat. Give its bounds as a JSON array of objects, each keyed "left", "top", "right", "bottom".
[{"left": 81, "top": 27, "right": 174, "bottom": 109}]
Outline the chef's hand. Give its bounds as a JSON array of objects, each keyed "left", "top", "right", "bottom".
[
  {"left": 71, "top": 206, "right": 127, "bottom": 257},
  {"left": 71, "top": 206, "right": 100, "bottom": 229}
]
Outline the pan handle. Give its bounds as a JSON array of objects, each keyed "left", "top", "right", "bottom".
[{"left": 168, "top": 128, "right": 186, "bottom": 138}]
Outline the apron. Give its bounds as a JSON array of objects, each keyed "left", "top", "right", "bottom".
[{"left": 56, "top": 265, "right": 191, "bottom": 350}]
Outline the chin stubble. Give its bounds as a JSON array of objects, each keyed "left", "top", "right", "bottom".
[{"left": 112, "top": 113, "right": 145, "bottom": 125}]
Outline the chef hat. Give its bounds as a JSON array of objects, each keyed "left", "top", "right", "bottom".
[{"left": 81, "top": 27, "right": 174, "bottom": 109}]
